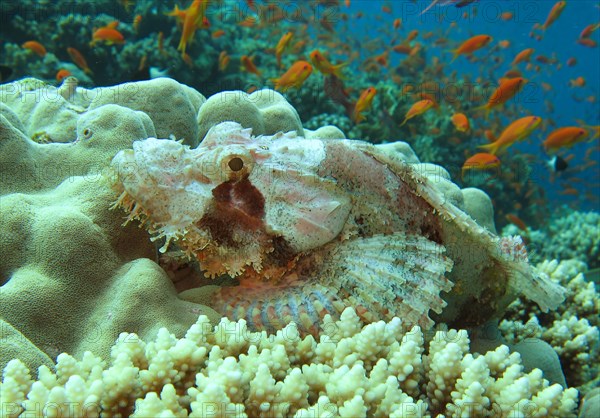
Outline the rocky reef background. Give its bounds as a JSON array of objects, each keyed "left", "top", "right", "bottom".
[{"left": 2, "top": 0, "right": 597, "bottom": 231}]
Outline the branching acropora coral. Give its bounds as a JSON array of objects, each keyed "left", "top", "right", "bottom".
[
  {"left": 0, "top": 308, "right": 578, "bottom": 417},
  {"left": 500, "top": 259, "right": 599, "bottom": 394}
]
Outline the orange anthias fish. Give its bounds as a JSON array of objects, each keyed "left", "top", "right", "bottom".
[
  {"left": 450, "top": 34, "right": 492, "bottom": 62},
  {"left": 272, "top": 61, "right": 313, "bottom": 92},
  {"left": 478, "top": 115, "right": 542, "bottom": 155},
  {"left": 392, "top": 44, "right": 412, "bottom": 54},
  {"left": 451, "top": 113, "right": 470, "bottom": 132},
  {"left": 512, "top": 48, "right": 534, "bottom": 66},
  {"left": 558, "top": 187, "right": 579, "bottom": 196},
  {"left": 309, "top": 49, "right": 347, "bottom": 78},
  {"left": 218, "top": 51, "right": 230, "bottom": 71},
  {"left": 569, "top": 76, "right": 586, "bottom": 87},
  {"left": 374, "top": 51, "right": 389, "bottom": 67},
  {"left": 238, "top": 16, "right": 256, "bottom": 27},
  {"left": 67, "top": 47, "right": 93, "bottom": 75},
  {"left": 543, "top": 127, "right": 589, "bottom": 152},
  {"left": 55, "top": 69, "right": 72, "bottom": 82},
  {"left": 414, "top": 92, "right": 439, "bottom": 108},
  {"left": 504, "top": 69, "right": 523, "bottom": 79},
  {"left": 498, "top": 40, "right": 511, "bottom": 49},
  {"left": 90, "top": 25, "right": 125, "bottom": 46},
  {"left": 133, "top": 14, "right": 142, "bottom": 33},
  {"left": 580, "top": 23, "right": 600, "bottom": 39},
  {"left": 505, "top": 214, "right": 528, "bottom": 231},
  {"left": 275, "top": 31, "right": 293, "bottom": 68},
  {"left": 577, "top": 38, "right": 597, "bottom": 48},
  {"left": 21, "top": 41, "right": 46, "bottom": 57},
  {"left": 240, "top": 55, "right": 261, "bottom": 77},
  {"left": 539, "top": 1, "right": 566, "bottom": 31},
  {"left": 406, "top": 29, "right": 419, "bottom": 42},
  {"left": 352, "top": 87, "right": 377, "bottom": 123},
  {"left": 212, "top": 29, "right": 225, "bottom": 38},
  {"left": 484, "top": 129, "right": 496, "bottom": 143},
  {"left": 399, "top": 99, "right": 435, "bottom": 126},
  {"left": 476, "top": 77, "right": 527, "bottom": 117},
  {"left": 177, "top": 0, "right": 209, "bottom": 56},
  {"left": 461, "top": 153, "right": 501, "bottom": 179}
]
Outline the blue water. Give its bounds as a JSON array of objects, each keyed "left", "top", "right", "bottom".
[{"left": 345, "top": 0, "right": 599, "bottom": 212}]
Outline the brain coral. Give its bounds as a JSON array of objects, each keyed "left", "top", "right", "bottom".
[
  {"left": 0, "top": 77, "right": 204, "bottom": 147},
  {"left": 197, "top": 89, "right": 305, "bottom": 140},
  {"left": 88, "top": 78, "right": 206, "bottom": 147},
  {"left": 0, "top": 308, "right": 579, "bottom": 417},
  {"left": 0, "top": 77, "right": 222, "bottom": 375}
]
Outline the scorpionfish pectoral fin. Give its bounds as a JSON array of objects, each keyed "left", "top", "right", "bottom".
[
  {"left": 317, "top": 232, "right": 455, "bottom": 330},
  {"left": 212, "top": 232, "right": 454, "bottom": 336}
]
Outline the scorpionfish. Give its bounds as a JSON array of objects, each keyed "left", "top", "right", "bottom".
[{"left": 110, "top": 122, "right": 564, "bottom": 334}]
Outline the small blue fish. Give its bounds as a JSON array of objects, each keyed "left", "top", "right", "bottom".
[{"left": 421, "top": 0, "right": 479, "bottom": 15}]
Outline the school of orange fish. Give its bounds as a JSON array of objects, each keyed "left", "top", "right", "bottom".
[{"left": 14, "top": 0, "right": 600, "bottom": 231}]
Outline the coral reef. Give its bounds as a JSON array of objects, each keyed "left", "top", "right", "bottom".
[
  {"left": 0, "top": 77, "right": 202, "bottom": 147},
  {"left": 579, "top": 388, "right": 600, "bottom": 418},
  {"left": 499, "top": 259, "right": 599, "bottom": 395},
  {"left": 0, "top": 77, "right": 592, "bottom": 416},
  {"left": 0, "top": 308, "right": 579, "bottom": 417},
  {"left": 1, "top": 0, "right": 598, "bottom": 414},
  {"left": 88, "top": 79, "right": 206, "bottom": 146},
  {"left": 504, "top": 210, "right": 600, "bottom": 269},
  {"left": 197, "top": 89, "right": 304, "bottom": 140},
  {"left": 0, "top": 79, "right": 222, "bottom": 375},
  {"left": 304, "top": 112, "right": 352, "bottom": 136}
]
